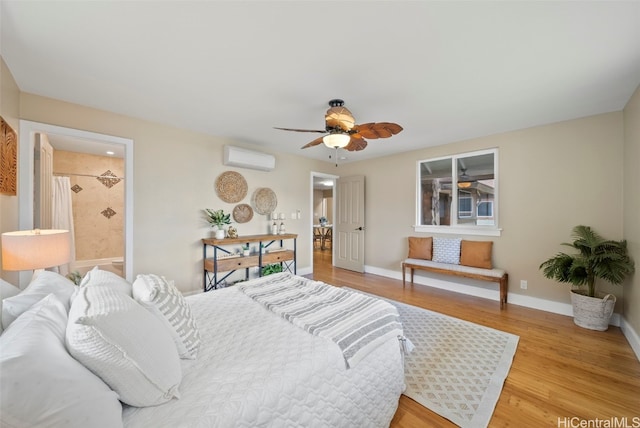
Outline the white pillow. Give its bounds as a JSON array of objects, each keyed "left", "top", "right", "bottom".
[
  {"left": 432, "top": 237, "right": 462, "bottom": 265},
  {"left": 66, "top": 285, "right": 182, "bottom": 407},
  {"left": 1, "top": 271, "right": 76, "bottom": 330},
  {"left": 80, "top": 266, "right": 132, "bottom": 296},
  {"left": 0, "top": 294, "right": 123, "bottom": 428},
  {"left": 0, "top": 279, "right": 21, "bottom": 334},
  {"left": 133, "top": 274, "right": 201, "bottom": 359}
]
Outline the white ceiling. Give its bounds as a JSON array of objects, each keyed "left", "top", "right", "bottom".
[{"left": 2, "top": 1, "right": 639, "bottom": 164}]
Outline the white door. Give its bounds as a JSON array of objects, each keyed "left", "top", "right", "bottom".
[{"left": 334, "top": 175, "right": 365, "bottom": 272}]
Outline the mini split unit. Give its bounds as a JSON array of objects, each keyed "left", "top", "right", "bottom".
[{"left": 223, "top": 145, "right": 275, "bottom": 171}]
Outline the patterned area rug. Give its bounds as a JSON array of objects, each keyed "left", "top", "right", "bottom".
[{"left": 345, "top": 288, "right": 519, "bottom": 428}]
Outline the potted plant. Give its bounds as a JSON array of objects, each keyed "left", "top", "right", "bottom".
[
  {"left": 204, "top": 209, "right": 231, "bottom": 239},
  {"left": 241, "top": 243, "right": 250, "bottom": 256},
  {"left": 539, "top": 225, "right": 634, "bottom": 331},
  {"left": 261, "top": 263, "right": 283, "bottom": 276}
]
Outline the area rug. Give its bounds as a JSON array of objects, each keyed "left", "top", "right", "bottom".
[{"left": 344, "top": 288, "right": 519, "bottom": 428}]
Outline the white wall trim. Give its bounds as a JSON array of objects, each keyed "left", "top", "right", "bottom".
[
  {"left": 620, "top": 317, "right": 640, "bottom": 362},
  {"left": 364, "top": 265, "right": 623, "bottom": 328}
]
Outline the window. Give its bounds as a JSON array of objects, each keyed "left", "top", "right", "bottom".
[
  {"left": 416, "top": 149, "right": 499, "bottom": 236},
  {"left": 458, "top": 191, "right": 473, "bottom": 218}
]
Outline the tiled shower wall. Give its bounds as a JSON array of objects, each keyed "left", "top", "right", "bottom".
[{"left": 53, "top": 150, "right": 124, "bottom": 261}]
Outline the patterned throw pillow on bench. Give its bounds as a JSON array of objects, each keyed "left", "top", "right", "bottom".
[{"left": 432, "top": 237, "right": 462, "bottom": 265}]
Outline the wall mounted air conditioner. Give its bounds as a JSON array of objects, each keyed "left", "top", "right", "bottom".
[{"left": 223, "top": 145, "right": 275, "bottom": 171}]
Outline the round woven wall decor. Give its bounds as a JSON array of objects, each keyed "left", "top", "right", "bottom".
[
  {"left": 215, "top": 171, "right": 248, "bottom": 203},
  {"left": 252, "top": 187, "right": 277, "bottom": 215},
  {"left": 233, "top": 203, "right": 254, "bottom": 223}
]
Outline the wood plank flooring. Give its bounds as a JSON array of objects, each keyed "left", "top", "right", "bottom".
[{"left": 309, "top": 249, "right": 640, "bottom": 427}]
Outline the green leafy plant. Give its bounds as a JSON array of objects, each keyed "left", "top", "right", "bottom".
[
  {"left": 204, "top": 209, "right": 231, "bottom": 229},
  {"left": 66, "top": 270, "right": 82, "bottom": 285},
  {"left": 261, "top": 263, "right": 283, "bottom": 276},
  {"left": 539, "top": 225, "right": 634, "bottom": 297}
]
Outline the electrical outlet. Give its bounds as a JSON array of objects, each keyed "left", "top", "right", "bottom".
[{"left": 520, "top": 280, "right": 528, "bottom": 290}]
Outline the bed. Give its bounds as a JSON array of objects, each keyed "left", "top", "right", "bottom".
[{"left": 0, "top": 269, "right": 406, "bottom": 428}]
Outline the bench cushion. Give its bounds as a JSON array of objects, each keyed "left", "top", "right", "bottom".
[
  {"left": 408, "top": 236, "right": 432, "bottom": 260},
  {"left": 460, "top": 240, "right": 493, "bottom": 269},
  {"left": 403, "top": 258, "right": 506, "bottom": 279}
]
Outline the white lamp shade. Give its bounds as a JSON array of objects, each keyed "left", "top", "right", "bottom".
[
  {"left": 322, "top": 133, "right": 351, "bottom": 149},
  {"left": 1, "top": 229, "right": 71, "bottom": 271}
]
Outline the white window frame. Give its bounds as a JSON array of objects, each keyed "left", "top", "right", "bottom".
[{"left": 414, "top": 148, "right": 501, "bottom": 237}]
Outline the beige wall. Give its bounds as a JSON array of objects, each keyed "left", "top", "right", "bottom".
[
  {"left": 53, "top": 151, "right": 125, "bottom": 261},
  {"left": 623, "top": 84, "right": 640, "bottom": 334},
  {"left": 0, "top": 57, "right": 21, "bottom": 285},
  {"left": 17, "top": 93, "right": 333, "bottom": 293},
  {"left": 335, "top": 112, "right": 626, "bottom": 308},
  {"left": 1, "top": 60, "right": 636, "bottom": 332}
]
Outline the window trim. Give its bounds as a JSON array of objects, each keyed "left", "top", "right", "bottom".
[{"left": 414, "top": 148, "right": 501, "bottom": 237}]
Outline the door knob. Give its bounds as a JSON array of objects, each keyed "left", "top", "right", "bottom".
[{"left": 355, "top": 226, "right": 365, "bottom": 231}]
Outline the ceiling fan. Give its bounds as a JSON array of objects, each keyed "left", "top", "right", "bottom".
[{"left": 274, "top": 99, "right": 403, "bottom": 152}]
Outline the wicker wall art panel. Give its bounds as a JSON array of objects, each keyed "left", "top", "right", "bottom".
[
  {"left": 0, "top": 117, "right": 17, "bottom": 196},
  {"left": 233, "top": 203, "right": 254, "bottom": 223},
  {"left": 215, "top": 171, "right": 248, "bottom": 203},
  {"left": 252, "top": 187, "right": 277, "bottom": 215}
]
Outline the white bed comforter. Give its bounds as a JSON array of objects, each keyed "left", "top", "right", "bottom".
[{"left": 122, "top": 282, "right": 405, "bottom": 428}]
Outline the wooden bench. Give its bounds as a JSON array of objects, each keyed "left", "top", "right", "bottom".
[{"left": 401, "top": 258, "right": 508, "bottom": 308}]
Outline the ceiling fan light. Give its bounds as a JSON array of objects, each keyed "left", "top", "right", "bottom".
[{"left": 323, "top": 133, "right": 350, "bottom": 149}]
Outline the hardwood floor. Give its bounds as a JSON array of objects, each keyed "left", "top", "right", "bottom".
[{"left": 309, "top": 249, "right": 640, "bottom": 427}]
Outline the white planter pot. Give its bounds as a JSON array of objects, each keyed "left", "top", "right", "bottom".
[
  {"left": 214, "top": 229, "right": 225, "bottom": 239},
  {"left": 570, "top": 290, "right": 616, "bottom": 331}
]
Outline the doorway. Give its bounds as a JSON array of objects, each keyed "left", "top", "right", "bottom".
[
  {"left": 18, "top": 121, "right": 134, "bottom": 285},
  {"left": 310, "top": 172, "right": 337, "bottom": 273}
]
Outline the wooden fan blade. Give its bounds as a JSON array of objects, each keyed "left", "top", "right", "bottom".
[
  {"left": 301, "top": 136, "right": 326, "bottom": 149},
  {"left": 274, "top": 127, "right": 326, "bottom": 133},
  {"left": 325, "top": 106, "right": 355, "bottom": 131},
  {"left": 355, "top": 122, "right": 403, "bottom": 139},
  {"left": 344, "top": 135, "right": 368, "bottom": 151}
]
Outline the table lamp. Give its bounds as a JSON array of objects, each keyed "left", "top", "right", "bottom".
[{"left": 1, "top": 229, "right": 71, "bottom": 272}]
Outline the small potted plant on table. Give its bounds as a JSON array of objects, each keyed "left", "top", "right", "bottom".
[
  {"left": 539, "top": 225, "right": 634, "bottom": 331},
  {"left": 204, "top": 209, "right": 231, "bottom": 239}
]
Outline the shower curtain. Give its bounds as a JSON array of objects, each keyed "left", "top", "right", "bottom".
[{"left": 52, "top": 176, "right": 76, "bottom": 275}]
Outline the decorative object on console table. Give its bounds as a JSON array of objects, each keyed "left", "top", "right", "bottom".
[
  {"left": 539, "top": 225, "right": 634, "bottom": 331},
  {"left": 202, "top": 233, "right": 297, "bottom": 291},
  {"left": 204, "top": 209, "right": 231, "bottom": 239},
  {"left": 241, "top": 244, "right": 250, "bottom": 256}
]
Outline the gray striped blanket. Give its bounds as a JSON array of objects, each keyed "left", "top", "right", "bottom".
[{"left": 238, "top": 272, "right": 403, "bottom": 368}]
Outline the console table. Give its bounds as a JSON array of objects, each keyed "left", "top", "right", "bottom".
[{"left": 202, "top": 233, "right": 297, "bottom": 291}]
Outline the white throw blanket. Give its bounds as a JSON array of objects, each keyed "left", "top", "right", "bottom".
[{"left": 238, "top": 273, "right": 404, "bottom": 368}]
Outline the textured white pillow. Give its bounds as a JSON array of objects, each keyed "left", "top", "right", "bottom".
[
  {"left": 133, "top": 274, "right": 201, "bottom": 359},
  {"left": 432, "top": 237, "right": 462, "bottom": 265},
  {"left": 80, "top": 266, "right": 132, "bottom": 296},
  {"left": 0, "top": 294, "right": 123, "bottom": 428},
  {"left": 66, "top": 285, "right": 182, "bottom": 407},
  {"left": 0, "top": 279, "right": 21, "bottom": 334},
  {"left": 2, "top": 270, "right": 76, "bottom": 330}
]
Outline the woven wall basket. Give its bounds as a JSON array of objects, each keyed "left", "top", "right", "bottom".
[{"left": 570, "top": 290, "right": 616, "bottom": 331}]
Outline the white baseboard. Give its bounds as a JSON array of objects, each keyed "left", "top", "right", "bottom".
[
  {"left": 364, "top": 265, "right": 623, "bottom": 328},
  {"left": 620, "top": 317, "right": 640, "bottom": 361}
]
